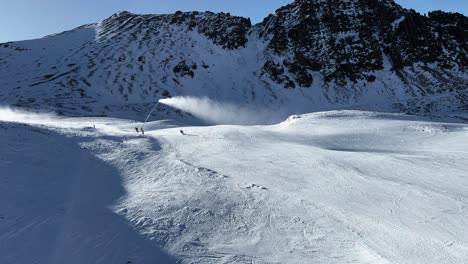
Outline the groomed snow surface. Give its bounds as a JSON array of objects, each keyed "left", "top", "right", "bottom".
[{"left": 1, "top": 110, "right": 468, "bottom": 264}]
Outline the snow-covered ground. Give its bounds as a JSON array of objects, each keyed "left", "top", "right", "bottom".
[{"left": 1, "top": 109, "right": 468, "bottom": 263}]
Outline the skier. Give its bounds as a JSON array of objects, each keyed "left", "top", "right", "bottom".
[
  {"left": 141, "top": 127, "right": 145, "bottom": 135},
  {"left": 135, "top": 127, "right": 139, "bottom": 133},
  {"left": 180, "top": 130, "right": 185, "bottom": 135}
]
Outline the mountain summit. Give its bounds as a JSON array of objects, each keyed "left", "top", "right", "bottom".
[
  {"left": 0, "top": 0, "right": 466, "bottom": 119},
  {"left": 259, "top": 0, "right": 466, "bottom": 86}
]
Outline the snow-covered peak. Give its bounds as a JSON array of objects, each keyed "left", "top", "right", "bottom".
[{"left": 0, "top": 0, "right": 466, "bottom": 120}]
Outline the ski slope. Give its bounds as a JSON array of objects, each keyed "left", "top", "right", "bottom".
[{"left": 1, "top": 109, "right": 468, "bottom": 263}]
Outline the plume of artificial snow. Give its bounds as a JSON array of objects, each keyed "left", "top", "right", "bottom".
[{"left": 159, "top": 97, "right": 286, "bottom": 125}]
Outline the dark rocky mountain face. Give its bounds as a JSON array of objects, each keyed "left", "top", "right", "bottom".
[
  {"left": 0, "top": 0, "right": 466, "bottom": 118},
  {"left": 259, "top": 0, "right": 467, "bottom": 88}
]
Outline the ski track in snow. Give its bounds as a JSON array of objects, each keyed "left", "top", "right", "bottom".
[{"left": 0, "top": 110, "right": 468, "bottom": 263}]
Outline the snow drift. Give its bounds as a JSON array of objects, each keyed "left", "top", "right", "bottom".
[{"left": 0, "top": 107, "right": 59, "bottom": 124}]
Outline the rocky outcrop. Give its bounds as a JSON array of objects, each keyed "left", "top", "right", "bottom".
[
  {"left": 258, "top": 0, "right": 467, "bottom": 88},
  {"left": 173, "top": 61, "right": 197, "bottom": 78}
]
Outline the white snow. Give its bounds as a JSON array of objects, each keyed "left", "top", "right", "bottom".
[
  {"left": 1, "top": 109, "right": 468, "bottom": 263},
  {"left": 392, "top": 16, "right": 406, "bottom": 30}
]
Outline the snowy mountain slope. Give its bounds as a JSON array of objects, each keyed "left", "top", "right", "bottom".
[
  {"left": 1, "top": 110, "right": 468, "bottom": 263},
  {"left": 0, "top": 0, "right": 466, "bottom": 119},
  {"left": 257, "top": 0, "right": 468, "bottom": 112},
  {"left": 0, "top": 121, "right": 177, "bottom": 264}
]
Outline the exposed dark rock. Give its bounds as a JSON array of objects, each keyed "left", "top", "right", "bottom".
[
  {"left": 262, "top": 61, "right": 296, "bottom": 89},
  {"left": 258, "top": 0, "right": 466, "bottom": 87},
  {"left": 173, "top": 61, "right": 196, "bottom": 78}
]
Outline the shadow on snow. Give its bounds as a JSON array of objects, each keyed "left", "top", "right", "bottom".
[{"left": 0, "top": 122, "right": 178, "bottom": 264}]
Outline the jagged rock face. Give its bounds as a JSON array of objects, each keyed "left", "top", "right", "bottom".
[
  {"left": 0, "top": 0, "right": 466, "bottom": 118},
  {"left": 384, "top": 8, "right": 466, "bottom": 70},
  {"left": 427, "top": 11, "right": 468, "bottom": 68},
  {"left": 258, "top": 0, "right": 467, "bottom": 87}
]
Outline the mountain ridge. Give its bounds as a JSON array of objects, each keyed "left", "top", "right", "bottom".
[{"left": 0, "top": 0, "right": 466, "bottom": 122}]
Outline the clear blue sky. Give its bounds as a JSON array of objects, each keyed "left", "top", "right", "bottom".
[{"left": 0, "top": 0, "right": 466, "bottom": 43}]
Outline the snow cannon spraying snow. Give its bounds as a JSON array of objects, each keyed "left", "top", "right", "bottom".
[{"left": 140, "top": 98, "right": 166, "bottom": 133}]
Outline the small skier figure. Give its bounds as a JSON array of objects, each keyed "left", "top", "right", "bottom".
[
  {"left": 180, "top": 130, "right": 185, "bottom": 135},
  {"left": 141, "top": 128, "right": 145, "bottom": 135},
  {"left": 135, "top": 127, "right": 139, "bottom": 133}
]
